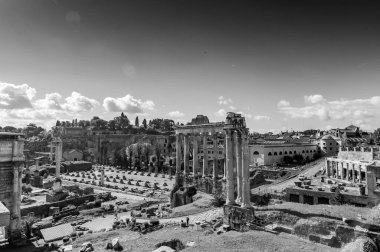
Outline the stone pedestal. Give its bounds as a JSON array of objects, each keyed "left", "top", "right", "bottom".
[{"left": 223, "top": 205, "right": 255, "bottom": 231}]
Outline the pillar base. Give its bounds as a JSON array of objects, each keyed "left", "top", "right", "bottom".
[
  {"left": 240, "top": 203, "right": 252, "bottom": 209},
  {"left": 235, "top": 196, "right": 242, "bottom": 204}
]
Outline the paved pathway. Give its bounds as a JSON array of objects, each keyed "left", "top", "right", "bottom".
[{"left": 251, "top": 158, "right": 326, "bottom": 194}]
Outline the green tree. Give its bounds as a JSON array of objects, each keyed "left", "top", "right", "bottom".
[
  {"left": 142, "top": 119, "right": 147, "bottom": 129},
  {"left": 135, "top": 116, "right": 139, "bottom": 127}
]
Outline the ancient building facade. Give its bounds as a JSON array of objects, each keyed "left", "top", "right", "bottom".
[
  {"left": 325, "top": 147, "right": 379, "bottom": 183},
  {"left": 174, "top": 112, "right": 251, "bottom": 208},
  {"left": 0, "top": 133, "right": 25, "bottom": 242},
  {"left": 250, "top": 142, "right": 319, "bottom": 166}
]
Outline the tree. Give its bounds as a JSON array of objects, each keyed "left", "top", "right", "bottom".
[
  {"left": 134, "top": 143, "right": 143, "bottom": 169},
  {"left": 283, "top": 156, "right": 293, "bottom": 164},
  {"left": 107, "top": 120, "right": 116, "bottom": 131},
  {"left": 142, "top": 119, "right": 147, "bottom": 129},
  {"left": 56, "top": 120, "right": 61, "bottom": 126},
  {"left": 135, "top": 116, "right": 139, "bottom": 127},
  {"left": 143, "top": 143, "right": 152, "bottom": 170},
  {"left": 293, "top": 154, "right": 304, "bottom": 164},
  {"left": 126, "top": 145, "right": 134, "bottom": 170}
]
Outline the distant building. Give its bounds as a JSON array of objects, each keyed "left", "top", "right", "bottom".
[
  {"left": 57, "top": 126, "right": 86, "bottom": 138},
  {"left": 329, "top": 125, "right": 367, "bottom": 147},
  {"left": 315, "top": 135, "right": 341, "bottom": 156},
  {"left": 63, "top": 149, "right": 83, "bottom": 161},
  {"left": 249, "top": 140, "right": 319, "bottom": 166},
  {"left": 189, "top": 115, "right": 209, "bottom": 125}
]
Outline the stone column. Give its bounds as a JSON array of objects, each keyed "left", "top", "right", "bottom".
[
  {"left": 193, "top": 136, "right": 198, "bottom": 178},
  {"left": 101, "top": 167, "right": 105, "bottom": 186},
  {"left": 49, "top": 145, "right": 53, "bottom": 161},
  {"left": 213, "top": 134, "right": 218, "bottom": 179},
  {"left": 325, "top": 159, "right": 330, "bottom": 177},
  {"left": 202, "top": 134, "right": 208, "bottom": 177},
  {"left": 241, "top": 133, "right": 251, "bottom": 208},
  {"left": 10, "top": 163, "right": 22, "bottom": 240},
  {"left": 175, "top": 134, "right": 181, "bottom": 184},
  {"left": 225, "top": 130, "right": 235, "bottom": 205},
  {"left": 183, "top": 134, "right": 189, "bottom": 176},
  {"left": 358, "top": 164, "right": 362, "bottom": 183},
  {"left": 55, "top": 139, "right": 62, "bottom": 178},
  {"left": 235, "top": 132, "right": 243, "bottom": 203}
]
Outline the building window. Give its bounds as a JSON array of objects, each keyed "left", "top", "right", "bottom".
[
  {"left": 294, "top": 151, "right": 297, "bottom": 154},
  {"left": 274, "top": 152, "right": 278, "bottom": 156},
  {"left": 284, "top": 151, "right": 288, "bottom": 155},
  {"left": 330, "top": 143, "right": 332, "bottom": 145},
  {"left": 330, "top": 148, "right": 332, "bottom": 150},
  {"left": 268, "top": 152, "right": 272, "bottom": 156},
  {"left": 219, "top": 151, "right": 222, "bottom": 154},
  {"left": 279, "top": 152, "right": 282, "bottom": 155},
  {"left": 253, "top": 151, "right": 259, "bottom": 155},
  {"left": 289, "top": 151, "right": 292, "bottom": 154},
  {"left": 302, "top": 150, "right": 305, "bottom": 153}
]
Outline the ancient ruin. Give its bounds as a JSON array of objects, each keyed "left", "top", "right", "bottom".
[{"left": 0, "top": 133, "right": 25, "bottom": 243}]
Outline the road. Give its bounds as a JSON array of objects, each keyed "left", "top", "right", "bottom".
[{"left": 251, "top": 158, "right": 326, "bottom": 194}]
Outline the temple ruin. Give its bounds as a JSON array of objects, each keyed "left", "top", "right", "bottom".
[{"left": 0, "top": 133, "right": 25, "bottom": 243}]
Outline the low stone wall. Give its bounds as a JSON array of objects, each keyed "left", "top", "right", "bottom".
[{"left": 21, "top": 194, "right": 96, "bottom": 218}]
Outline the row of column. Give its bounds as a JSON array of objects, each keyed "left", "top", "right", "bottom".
[
  {"left": 326, "top": 159, "right": 364, "bottom": 183},
  {"left": 175, "top": 133, "right": 221, "bottom": 179},
  {"left": 226, "top": 130, "right": 250, "bottom": 208}
]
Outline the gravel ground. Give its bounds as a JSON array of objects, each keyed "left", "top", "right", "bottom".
[{"left": 73, "top": 225, "right": 340, "bottom": 252}]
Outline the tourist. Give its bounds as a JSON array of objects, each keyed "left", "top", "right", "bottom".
[{"left": 186, "top": 216, "right": 189, "bottom": 226}]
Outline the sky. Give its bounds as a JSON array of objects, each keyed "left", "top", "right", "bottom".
[{"left": 1, "top": 0, "right": 380, "bottom": 133}]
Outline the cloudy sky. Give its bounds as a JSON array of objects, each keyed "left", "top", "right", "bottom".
[{"left": 1, "top": 0, "right": 380, "bottom": 132}]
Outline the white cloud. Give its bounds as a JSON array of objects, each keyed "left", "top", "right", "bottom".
[
  {"left": 218, "top": 96, "right": 233, "bottom": 105},
  {"left": 215, "top": 108, "right": 227, "bottom": 117},
  {"left": 304, "top": 94, "right": 326, "bottom": 104},
  {"left": 35, "top": 93, "right": 63, "bottom": 110},
  {"left": 277, "top": 100, "right": 290, "bottom": 107},
  {"left": 62, "top": 92, "right": 99, "bottom": 112},
  {"left": 0, "top": 82, "right": 100, "bottom": 128},
  {"left": 0, "top": 82, "right": 36, "bottom": 109},
  {"left": 253, "top": 115, "right": 270, "bottom": 121},
  {"left": 103, "top": 94, "right": 155, "bottom": 114},
  {"left": 278, "top": 95, "right": 380, "bottom": 128},
  {"left": 168, "top": 111, "right": 185, "bottom": 117},
  {"left": 229, "top": 105, "right": 236, "bottom": 110}
]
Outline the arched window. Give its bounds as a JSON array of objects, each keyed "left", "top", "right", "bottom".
[
  {"left": 253, "top": 151, "right": 259, "bottom": 155},
  {"left": 294, "top": 151, "right": 297, "bottom": 154},
  {"left": 302, "top": 150, "right": 305, "bottom": 153},
  {"left": 274, "top": 152, "right": 278, "bottom": 156},
  {"left": 284, "top": 151, "right": 288, "bottom": 155},
  {"left": 289, "top": 151, "right": 292, "bottom": 154},
  {"left": 306, "top": 150, "right": 309, "bottom": 153},
  {"left": 268, "top": 152, "right": 272, "bottom": 156},
  {"left": 279, "top": 152, "right": 282, "bottom": 155}
]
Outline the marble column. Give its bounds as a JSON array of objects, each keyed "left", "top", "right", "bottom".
[
  {"left": 202, "top": 134, "right": 208, "bottom": 177},
  {"left": 213, "top": 134, "right": 218, "bottom": 179},
  {"left": 225, "top": 130, "right": 235, "bottom": 205},
  {"left": 101, "top": 167, "right": 105, "bottom": 186},
  {"left": 241, "top": 133, "right": 251, "bottom": 208},
  {"left": 10, "top": 163, "right": 22, "bottom": 240},
  {"left": 55, "top": 139, "right": 62, "bottom": 178},
  {"left": 325, "top": 159, "right": 330, "bottom": 177},
  {"left": 183, "top": 134, "right": 189, "bottom": 176},
  {"left": 235, "top": 132, "right": 243, "bottom": 203},
  {"left": 193, "top": 136, "right": 198, "bottom": 178},
  {"left": 175, "top": 134, "right": 181, "bottom": 182}
]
